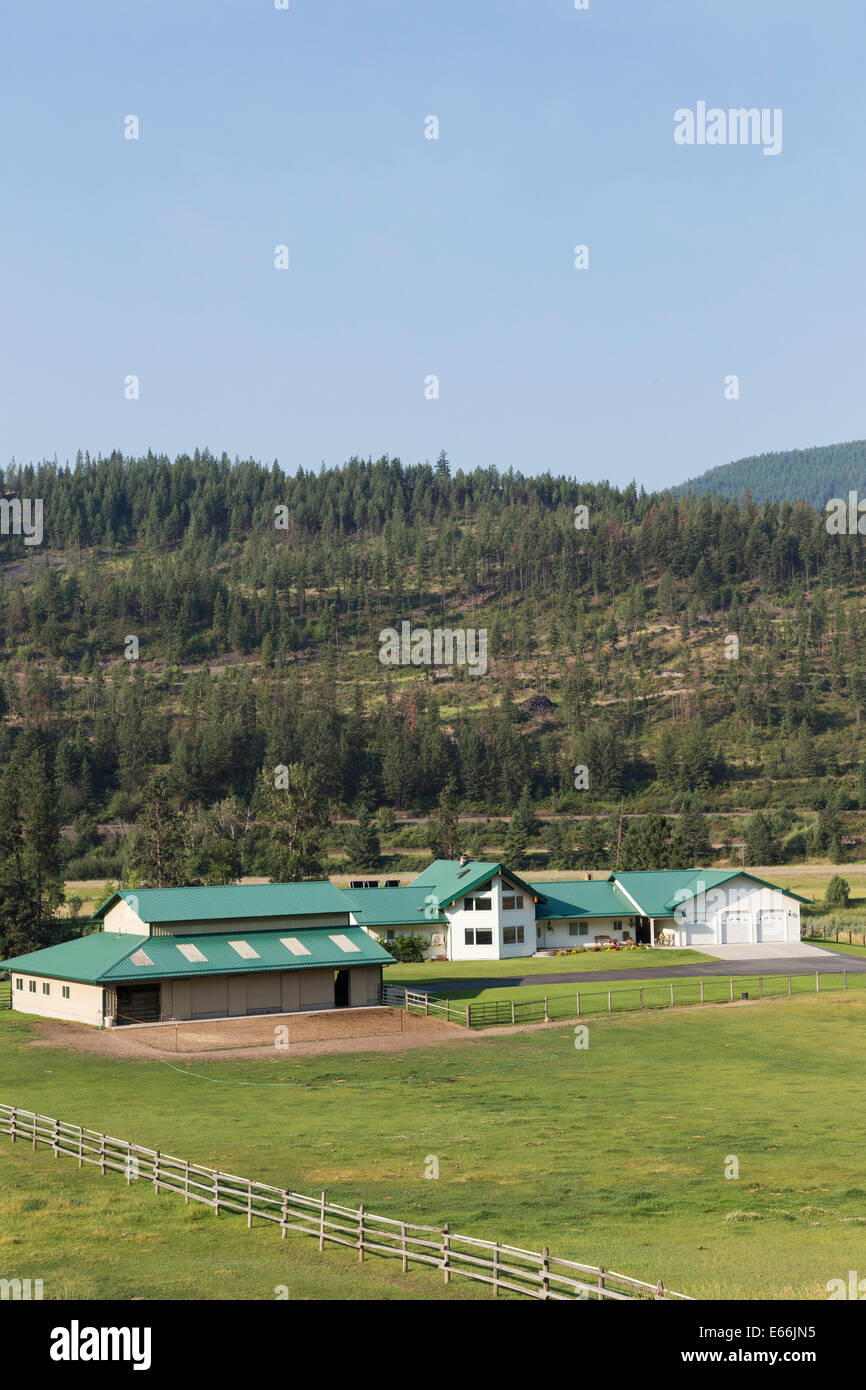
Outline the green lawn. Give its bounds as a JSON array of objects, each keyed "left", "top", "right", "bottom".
[
  {"left": 433, "top": 970, "right": 866, "bottom": 1022},
  {"left": 2, "top": 994, "right": 866, "bottom": 1300},
  {"left": 804, "top": 939, "right": 866, "bottom": 958}
]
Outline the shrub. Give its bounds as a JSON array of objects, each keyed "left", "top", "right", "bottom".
[{"left": 823, "top": 874, "right": 851, "bottom": 909}]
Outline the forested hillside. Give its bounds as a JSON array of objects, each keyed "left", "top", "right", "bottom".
[
  {"left": 676, "top": 439, "right": 866, "bottom": 508},
  {"left": 3, "top": 447, "right": 866, "bottom": 954}
]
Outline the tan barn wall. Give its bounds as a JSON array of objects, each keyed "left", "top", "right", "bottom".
[
  {"left": 161, "top": 968, "right": 336, "bottom": 1019},
  {"left": 101, "top": 900, "right": 151, "bottom": 935},
  {"left": 349, "top": 965, "right": 382, "bottom": 1007},
  {"left": 11, "top": 975, "right": 104, "bottom": 1026},
  {"left": 156, "top": 913, "right": 350, "bottom": 937}
]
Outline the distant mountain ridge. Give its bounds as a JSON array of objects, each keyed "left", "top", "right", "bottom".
[{"left": 674, "top": 439, "right": 866, "bottom": 508}]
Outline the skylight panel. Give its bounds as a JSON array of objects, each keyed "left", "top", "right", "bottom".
[
  {"left": 280, "top": 937, "right": 311, "bottom": 956},
  {"left": 176, "top": 943, "right": 207, "bottom": 963},
  {"left": 130, "top": 949, "right": 153, "bottom": 967},
  {"left": 228, "top": 940, "right": 260, "bottom": 959},
  {"left": 329, "top": 934, "right": 360, "bottom": 953}
]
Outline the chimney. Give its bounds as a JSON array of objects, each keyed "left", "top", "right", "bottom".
[
  {"left": 585, "top": 871, "right": 592, "bottom": 881},
  {"left": 459, "top": 854, "right": 469, "bottom": 867}
]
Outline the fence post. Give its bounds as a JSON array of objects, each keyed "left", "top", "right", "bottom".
[
  {"left": 446, "top": 999, "right": 450, "bottom": 1023},
  {"left": 816, "top": 971, "right": 820, "bottom": 993},
  {"left": 576, "top": 991, "right": 580, "bottom": 1016},
  {"left": 844, "top": 970, "right": 848, "bottom": 991},
  {"left": 700, "top": 980, "right": 704, "bottom": 1004},
  {"left": 639, "top": 987, "right": 643, "bottom": 1009},
  {"left": 656, "top": 1280, "right": 665, "bottom": 1300},
  {"left": 281, "top": 1191, "right": 288, "bottom": 1239},
  {"left": 401, "top": 1221, "right": 408, "bottom": 1273},
  {"left": 53, "top": 1117, "right": 59, "bottom": 1157},
  {"left": 424, "top": 994, "right": 429, "bottom": 1016},
  {"left": 544, "top": 997, "right": 549, "bottom": 1022},
  {"left": 154, "top": 1149, "right": 160, "bottom": 1194},
  {"left": 78, "top": 1126, "right": 83, "bottom": 1168},
  {"left": 759, "top": 976, "right": 763, "bottom": 999},
  {"left": 32, "top": 1114, "right": 37, "bottom": 1151},
  {"left": 597, "top": 1266, "right": 605, "bottom": 1299},
  {"left": 247, "top": 1180, "right": 253, "bottom": 1229},
  {"left": 493, "top": 1242, "right": 500, "bottom": 1297},
  {"left": 670, "top": 983, "right": 674, "bottom": 1007},
  {"left": 607, "top": 989, "right": 612, "bottom": 1013},
  {"left": 213, "top": 1172, "right": 219, "bottom": 1215},
  {"left": 788, "top": 975, "right": 792, "bottom": 995},
  {"left": 319, "top": 1191, "right": 326, "bottom": 1250},
  {"left": 10, "top": 1107, "right": 16, "bottom": 1144},
  {"left": 511, "top": 1000, "right": 515, "bottom": 1025},
  {"left": 100, "top": 1135, "right": 105, "bottom": 1175},
  {"left": 358, "top": 1203, "right": 365, "bottom": 1262},
  {"left": 466, "top": 1003, "right": 472, "bottom": 1028},
  {"left": 729, "top": 977, "right": 734, "bottom": 1002},
  {"left": 541, "top": 1246, "right": 550, "bottom": 1299},
  {"left": 184, "top": 1159, "right": 190, "bottom": 1204},
  {"left": 442, "top": 1223, "right": 451, "bottom": 1284}
]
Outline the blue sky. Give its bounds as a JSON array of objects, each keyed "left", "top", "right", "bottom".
[{"left": 2, "top": 0, "right": 864, "bottom": 489}]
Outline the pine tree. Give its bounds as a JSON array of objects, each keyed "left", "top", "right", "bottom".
[
  {"left": 260, "top": 764, "right": 331, "bottom": 881},
  {"left": 428, "top": 783, "right": 463, "bottom": 861},
  {"left": 503, "top": 786, "right": 538, "bottom": 868},
  {"left": 128, "top": 774, "right": 190, "bottom": 888},
  {"left": 344, "top": 804, "right": 382, "bottom": 871}
]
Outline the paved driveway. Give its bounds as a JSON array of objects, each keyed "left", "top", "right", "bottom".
[{"left": 703, "top": 941, "right": 832, "bottom": 962}]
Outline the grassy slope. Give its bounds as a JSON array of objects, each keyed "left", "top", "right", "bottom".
[
  {"left": 2, "top": 996, "right": 866, "bottom": 1300},
  {"left": 384, "top": 949, "right": 716, "bottom": 987}
]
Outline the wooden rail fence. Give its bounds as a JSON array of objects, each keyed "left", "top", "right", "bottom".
[
  {"left": 0, "top": 1103, "right": 689, "bottom": 1302},
  {"left": 384, "top": 970, "right": 859, "bottom": 1029}
]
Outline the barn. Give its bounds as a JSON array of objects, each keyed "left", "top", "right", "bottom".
[{"left": 2, "top": 883, "right": 393, "bottom": 1028}]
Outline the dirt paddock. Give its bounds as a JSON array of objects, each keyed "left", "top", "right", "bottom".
[{"left": 26, "top": 1006, "right": 479, "bottom": 1060}]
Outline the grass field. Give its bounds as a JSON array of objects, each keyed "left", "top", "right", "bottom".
[
  {"left": 432, "top": 970, "right": 866, "bottom": 1020},
  {"left": 2, "top": 994, "right": 866, "bottom": 1300}
]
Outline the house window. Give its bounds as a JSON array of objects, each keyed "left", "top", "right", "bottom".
[
  {"left": 569, "top": 922, "right": 588, "bottom": 937},
  {"left": 502, "top": 894, "right": 524, "bottom": 911},
  {"left": 503, "top": 926, "right": 516, "bottom": 944},
  {"left": 386, "top": 930, "right": 395, "bottom": 941},
  {"left": 465, "top": 927, "right": 493, "bottom": 946},
  {"left": 42, "top": 982, "right": 50, "bottom": 995},
  {"left": 473, "top": 897, "right": 492, "bottom": 911},
  {"left": 463, "top": 897, "right": 474, "bottom": 910},
  {"left": 28, "top": 980, "right": 36, "bottom": 993},
  {"left": 15, "top": 978, "right": 22, "bottom": 991},
  {"left": 612, "top": 920, "right": 623, "bottom": 930},
  {"left": 516, "top": 925, "right": 524, "bottom": 943},
  {"left": 62, "top": 986, "right": 70, "bottom": 1000}
]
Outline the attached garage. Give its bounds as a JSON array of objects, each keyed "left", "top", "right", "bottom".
[
  {"left": 757, "top": 910, "right": 786, "bottom": 942},
  {"left": 722, "top": 911, "right": 752, "bottom": 944},
  {"left": 684, "top": 921, "right": 719, "bottom": 947},
  {"left": 115, "top": 984, "right": 161, "bottom": 1025}
]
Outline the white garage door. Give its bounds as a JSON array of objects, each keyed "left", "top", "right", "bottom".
[
  {"left": 757, "top": 910, "right": 786, "bottom": 942},
  {"left": 686, "top": 921, "right": 720, "bottom": 947},
  {"left": 722, "top": 911, "right": 752, "bottom": 944}
]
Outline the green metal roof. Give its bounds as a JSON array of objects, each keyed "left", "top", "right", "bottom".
[
  {"left": 0, "top": 933, "right": 148, "bottom": 983},
  {"left": 345, "top": 885, "right": 446, "bottom": 927},
  {"left": 409, "top": 859, "right": 546, "bottom": 909},
  {"left": 529, "top": 880, "right": 639, "bottom": 920},
  {"left": 1, "top": 927, "right": 393, "bottom": 984},
  {"left": 93, "top": 882, "right": 350, "bottom": 926},
  {"left": 608, "top": 869, "right": 809, "bottom": 917}
]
